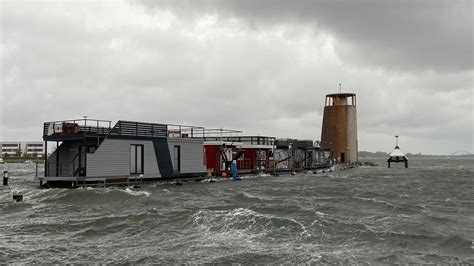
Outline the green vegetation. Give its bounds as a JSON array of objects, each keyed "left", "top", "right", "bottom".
[
  {"left": 1, "top": 153, "right": 45, "bottom": 164},
  {"left": 1, "top": 158, "right": 44, "bottom": 163}
]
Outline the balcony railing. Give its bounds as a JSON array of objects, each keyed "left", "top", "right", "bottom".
[
  {"left": 203, "top": 135, "right": 275, "bottom": 145},
  {"left": 43, "top": 118, "right": 241, "bottom": 140},
  {"left": 43, "top": 119, "right": 112, "bottom": 138}
]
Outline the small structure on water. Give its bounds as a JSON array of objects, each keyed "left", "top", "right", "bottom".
[{"left": 387, "top": 136, "right": 408, "bottom": 168}]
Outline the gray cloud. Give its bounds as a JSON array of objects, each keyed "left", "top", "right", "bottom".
[
  {"left": 1, "top": 0, "right": 472, "bottom": 154},
  {"left": 140, "top": 0, "right": 473, "bottom": 73}
]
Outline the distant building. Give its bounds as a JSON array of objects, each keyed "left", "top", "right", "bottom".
[{"left": 0, "top": 141, "right": 44, "bottom": 158}]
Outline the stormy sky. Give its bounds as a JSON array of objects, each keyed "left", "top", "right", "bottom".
[{"left": 1, "top": 0, "right": 472, "bottom": 155}]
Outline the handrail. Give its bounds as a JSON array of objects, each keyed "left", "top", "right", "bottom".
[
  {"left": 43, "top": 118, "right": 244, "bottom": 140},
  {"left": 44, "top": 118, "right": 112, "bottom": 123},
  {"left": 43, "top": 119, "right": 112, "bottom": 137}
]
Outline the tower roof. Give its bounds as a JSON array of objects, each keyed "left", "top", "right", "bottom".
[{"left": 326, "top": 93, "right": 356, "bottom": 98}]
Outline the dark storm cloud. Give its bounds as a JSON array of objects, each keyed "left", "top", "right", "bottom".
[
  {"left": 0, "top": 0, "right": 472, "bottom": 154},
  {"left": 140, "top": 0, "right": 473, "bottom": 73}
]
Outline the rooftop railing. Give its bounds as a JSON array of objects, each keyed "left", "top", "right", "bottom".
[
  {"left": 183, "top": 128, "right": 242, "bottom": 139},
  {"left": 203, "top": 135, "right": 275, "bottom": 145},
  {"left": 43, "top": 119, "right": 112, "bottom": 138},
  {"left": 43, "top": 119, "right": 242, "bottom": 140}
]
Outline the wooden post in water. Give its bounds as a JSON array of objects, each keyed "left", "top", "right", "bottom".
[{"left": 3, "top": 171, "right": 8, "bottom": 186}]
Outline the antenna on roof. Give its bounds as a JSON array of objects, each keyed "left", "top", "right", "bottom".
[{"left": 339, "top": 83, "right": 342, "bottom": 93}]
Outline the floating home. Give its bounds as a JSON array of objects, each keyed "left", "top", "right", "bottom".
[
  {"left": 203, "top": 136, "right": 331, "bottom": 175},
  {"left": 42, "top": 118, "right": 212, "bottom": 188},
  {"left": 41, "top": 118, "right": 334, "bottom": 188},
  {"left": 274, "top": 139, "right": 332, "bottom": 171},
  {"left": 203, "top": 134, "right": 275, "bottom": 175}
]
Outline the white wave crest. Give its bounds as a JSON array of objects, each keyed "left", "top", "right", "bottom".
[{"left": 123, "top": 188, "right": 151, "bottom": 197}]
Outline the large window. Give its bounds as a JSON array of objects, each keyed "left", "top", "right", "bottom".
[
  {"left": 173, "top": 145, "right": 180, "bottom": 173},
  {"left": 130, "top": 144, "right": 144, "bottom": 174}
]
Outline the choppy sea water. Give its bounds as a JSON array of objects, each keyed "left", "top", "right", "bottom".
[{"left": 0, "top": 157, "right": 473, "bottom": 264}]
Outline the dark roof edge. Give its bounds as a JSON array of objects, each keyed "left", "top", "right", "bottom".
[{"left": 326, "top": 93, "right": 356, "bottom": 97}]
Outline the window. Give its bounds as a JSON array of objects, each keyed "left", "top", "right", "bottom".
[
  {"left": 173, "top": 145, "right": 180, "bottom": 173},
  {"left": 130, "top": 144, "right": 144, "bottom": 174},
  {"left": 2, "top": 144, "right": 19, "bottom": 147},
  {"left": 27, "top": 144, "right": 43, "bottom": 147}
]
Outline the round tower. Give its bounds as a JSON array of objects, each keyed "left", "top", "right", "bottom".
[{"left": 320, "top": 93, "right": 358, "bottom": 163}]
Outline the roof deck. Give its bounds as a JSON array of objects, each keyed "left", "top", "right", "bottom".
[{"left": 43, "top": 118, "right": 241, "bottom": 141}]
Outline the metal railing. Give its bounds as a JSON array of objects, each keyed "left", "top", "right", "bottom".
[
  {"left": 204, "top": 135, "right": 275, "bottom": 145},
  {"left": 43, "top": 119, "right": 112, "bottom": 137},
  {"left": 43, "top": 118, "right": 244, "bottom": 140},
  {"left": 108, "top": 120, "right": 168, "bottom": 138}
]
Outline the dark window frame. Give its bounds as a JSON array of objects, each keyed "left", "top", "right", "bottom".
[
  {"left": 130, "top": 144, "right": 144, "bottom": 174},
  {"left": 173, "top": 145, "right": 181, "bottom": 173}
]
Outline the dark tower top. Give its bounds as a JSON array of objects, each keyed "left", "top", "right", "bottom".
[{"left": 324, "top": 93, "right": 357, "bottom": 106}]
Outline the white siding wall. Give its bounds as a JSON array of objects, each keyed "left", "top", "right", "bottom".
[{"left": 87, "top": 139, "right": 160, "bottom": 178}]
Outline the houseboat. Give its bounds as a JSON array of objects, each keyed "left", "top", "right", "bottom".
[
  {"left": 41, "top": 118, "right": 334, "bottom": 188},
  {"left": 203, "top": 135, "right": 332, "bottom": 176},
  {"left": 41, "top": 118, "right": 216, "bottom": 188},
  {"left": 274, "top": 139, "right": 332, "bottom": 172},
  {"left": 203, "top": 133, "right": 275, "bottom": 175}
]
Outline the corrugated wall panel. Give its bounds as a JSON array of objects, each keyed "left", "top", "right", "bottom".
[
  {"left": 87, "top": 139, "right": 160, "bottom": 178},
  {"left": 167, "top": 138, "right": 206, "bottom": 174}
]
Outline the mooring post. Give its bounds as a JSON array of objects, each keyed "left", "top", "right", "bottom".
[
  {"left": 35, "top": 162, "right": 38, "bottom": 178},
  {"left": 3, "top": 171, "right": 8, "bottom": 186}
]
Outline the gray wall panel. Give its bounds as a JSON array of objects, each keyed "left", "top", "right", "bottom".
[
  {"left": 87, "top": 139, "right": 161, "bottom": 178},
  {"left": 167, "top": 138, "right": 206, "bottom": 174}
]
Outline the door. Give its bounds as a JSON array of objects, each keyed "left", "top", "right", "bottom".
[
  {"left": 130, "top": 144, "right": 144, "bottom": 174},
  {"left": 340, "top": 152, "right": 345, "bottom": 163},
  {"left": 257, "top": 150, "right": 266, "bottom": 170},
  {"left": 78, "top": 145, "right": 87, "bottom": 176},
  {"left": 220, "top": 148, "right": 232, "bottom": 171}
]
